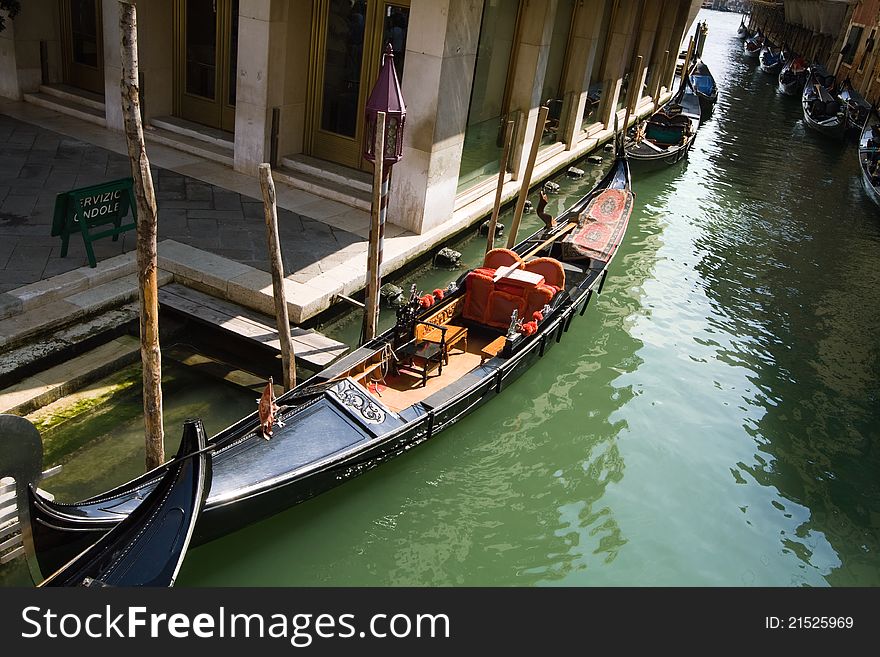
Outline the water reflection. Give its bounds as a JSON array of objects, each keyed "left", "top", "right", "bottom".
[{"left": 685, "top": 11, "right": 880, "bottom": 584}]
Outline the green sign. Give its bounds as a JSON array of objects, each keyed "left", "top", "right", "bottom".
[{"left": 52, "top": 178, "right": 137, "bottom": 268}]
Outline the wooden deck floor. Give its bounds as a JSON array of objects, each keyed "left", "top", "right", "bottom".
[
  {"left": 360, "top": 330, "right": 498, "bottom": 412},
  {"left": 158, "top": 283, "right": 348, "bottom": 370}
]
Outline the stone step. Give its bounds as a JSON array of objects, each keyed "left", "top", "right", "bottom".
[
  {"left": 39, "top": 84, "right": 106, "bottom": 112},
  {"left": 0, "top": 335, "right": 142, "bottom": 416},
  {"left": 145, "top": 124, "right": 234, "bottom": 166},
  {"left": 22, "top": 91, "right": 106, "bottom": 127},
  {"left": 273, "top": 165, "right": 372, "bottom": 212},
  {"left": 0, "top": 270, "right": 172, "bottom": 351},
  {"left": 149, "top": 116, "right": 234, "bottom": 150},
  {"left": 0, "top": 252, "right": 136, "bottom": 321},
  {"left": 280, "top": 154, "right": 373, "bottom": 194},
  {"left": 0, "top": 302, "right": 140, "bottom": 390}
]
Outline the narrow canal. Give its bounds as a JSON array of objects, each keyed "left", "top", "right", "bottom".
[{"left": 6, "top": 9, "right": 878, "bottom": 587}]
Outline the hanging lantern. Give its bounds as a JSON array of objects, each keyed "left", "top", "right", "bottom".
[{"left": 363, "top": 43, "right": 407, "bottom": 166}]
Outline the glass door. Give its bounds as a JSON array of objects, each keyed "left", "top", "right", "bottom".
[
  {"left": 60, "top": 0, "right": 104, "bottom": 96},
  {"left": 174, "top": 0, "right": 238, "bottom": 132},
  {"left": 309, "top": 0, "right": 410, "bottom": 171}
]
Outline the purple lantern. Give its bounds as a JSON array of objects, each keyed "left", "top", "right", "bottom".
[{"left": 363, "top": 44, "right": 407, "bottom": 166}]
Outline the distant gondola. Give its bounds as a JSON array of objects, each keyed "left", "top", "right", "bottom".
[
  {"left": 758, "top": 44, "right": 783, "bottom": 73},
  {"left": 626, "top": 77, "right": 701, "bottom": 166},
  {"left": 857, "top": 111, "right": 880, "bottom": 208},
  {"left": 802, "top": 66, "right": 845, "bottom": 137},
  {"left": 690, "top": 58, "right": 718, "bottom": 115},
  {"left": 743, "top": 31, "right": 764, "bottom": 58},
  {"left": 778, "top": 55, "right": 807, "bottom": 95},
  {"left": 736, "top": 19, "right": 749, "bottom": 40},
  {"left": 838, "top": 79, "right": 872, "bottom": 133},
  {"left": 6, "top": 137, "right": 636, "bottom": 580}
]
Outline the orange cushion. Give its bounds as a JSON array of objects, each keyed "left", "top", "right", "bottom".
[
  {"left": 525, "top": 284, "right": 554, "bottom": 319},
  {"left": 484, "top": 248, "right": 523, "bottom": 270},
  {"left": 524, "top": 257, "right": 565, "bottom": 289},
  {"left": 462, "top": 271, "right": 494, "bottom": 324},
  {"left": 486, "top": 290, "right": 525, "bottom": 330}
]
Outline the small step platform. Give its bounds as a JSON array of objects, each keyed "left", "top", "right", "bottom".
[{"left": 158, "top": 283, "right": 348, "bottom": 369}]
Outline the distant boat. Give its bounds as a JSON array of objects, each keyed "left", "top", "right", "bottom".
[
  {"left": 778, "top": 55, "right": 807, "bottom": 95},
  {"left": 743, "top": 32, "right": 764, "bottom": 58},
  {"left": 626, "top": 78, "right": 701, "bottom": 166},
  {"left": 759, "top": 45, "right": 783, "bottom": 73},
  {"left": 736, "top": 19, "right": 749, "bottom": 40},
  {"left": 857, "top": 111, "right": 880, "bottom": 208},
  {"left": 802, "top": 66, "right": 845, "bottom": 137},
  {"left": 690, "top": 59, "right": 718, "bottom": 115},
  {"left": 838, "top": 79, "right": 872, "bottom": 133}
]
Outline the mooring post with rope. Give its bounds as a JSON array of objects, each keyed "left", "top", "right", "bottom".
[{"left": 507, "top": 105, "right": 550, "bottom": 249}]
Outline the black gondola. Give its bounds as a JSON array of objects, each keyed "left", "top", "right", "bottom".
[
  {"left": 625, "top": 77, "right": 701, "bottom": 166},
  {"left": 0, "top": 415, "right": 210, "bottom": 586},
  {"left": 858, "top": 110, "right": 880, "bottom": 208},
  {"left": 690, "top": 58, "right": 718, "bottom": 115},
  {"left": 778, "top": 55, "right": 807, "bottom": 95},
  {"left": 838, "top": 79, "right": 871, "bottom": 132},
  {"left": 802, "top": 66, "right": 845, "bottom": 137},
  {"left": 8, "top": 140, "right": 635, "bottom": 580},
  {"left": 736, "top": 19, "right": 749, "bottom": 40},
  {"left": 758, "top": 44, "right": 783, "bottom": 73},
  {"left": 743, "top": 31, "right": 764, "bottom": 58}
]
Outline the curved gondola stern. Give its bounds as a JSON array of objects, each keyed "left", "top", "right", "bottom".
[{"left": 37, "top": 419, "right": 211, "bottom": 587}]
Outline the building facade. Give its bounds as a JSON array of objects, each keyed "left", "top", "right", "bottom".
[{"left": 0, "top": 0, "right": 701, "bottom": 235}]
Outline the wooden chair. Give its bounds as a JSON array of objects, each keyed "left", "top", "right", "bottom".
[
  {"left": 417, "top": 322, "right": 467, "bottom": 364},
  {"left": 395, "top": 321, "right": 448, "bottom": 387},
  {"left": 391, "top": 296, "right": 448, "bottom": 387}
]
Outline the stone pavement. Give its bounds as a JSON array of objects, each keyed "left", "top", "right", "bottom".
[{"left": 0, "top": 112, "right": 364, "bottom": 295}]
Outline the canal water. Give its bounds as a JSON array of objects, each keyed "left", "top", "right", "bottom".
[{"left": 4, "top": 9, "right": 878, "bottom": 587}]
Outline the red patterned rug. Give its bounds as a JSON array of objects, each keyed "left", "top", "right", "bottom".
[{"left": 561, "top": 189, "right": 633, "bottom": 262}]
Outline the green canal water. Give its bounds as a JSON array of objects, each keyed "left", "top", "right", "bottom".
[{"left": 4, "top": 10, "right": 878, "bottom": 587}]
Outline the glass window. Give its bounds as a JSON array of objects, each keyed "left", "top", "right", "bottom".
[
  {"left": 539, "top": 0, "right": 576, "bottom": 146},
  {"left": 843, "top": 26, "right": 863, "bottom": 66},
  {"left": 581, "top": 3, "right": 614, "bottom": 133},
  {"left": 382, "top": 5, "right": 410, "bottom": 80},
  {"left": 71, "top": 0, "right": 100, "bottom": 68},
  {"left": 320, "top": 0, "right": 367, "bottom": 138},
  {"left": 457, "top": 0, "right": 520, "bottom": 193},
  {"left": 185, "top": 0, "right": 217, "bottom": 100}
]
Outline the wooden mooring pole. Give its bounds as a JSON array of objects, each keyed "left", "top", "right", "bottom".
[
  {"left": 120, "top": 0, "right": 164, "bottom": 470},
  {"left": 507, "top": 105, "right": 550, "bottom": 249},
  {"left": 485, "top": 119, "right": 514, "bottom": 254},
  {"left": 258, "top": 163, "right": 296, "bottom": 391},
  {"left": 362, "top": 111, "right": 386, "bottom": 345}
]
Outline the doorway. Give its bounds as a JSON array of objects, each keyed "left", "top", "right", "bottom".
[
  {"left": 308, "top": 0, "right": 410, "bottom": 171},
  {"left": 174, "top": 0, "right": 238, "bottom": 132},
  {"left": 60, "top": 0, "right": 105, "bottom": 96}
]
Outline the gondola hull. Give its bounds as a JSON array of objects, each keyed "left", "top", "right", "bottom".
[
  {"left": 802, "top": 68, "right": 845, "bottom": 137},
  {"left": 858, "top": 112, "right": 880, "bottom": 209},
  {"left": 36, "top": 419, "right": 210, "bottom": 587},
  {"left": 17, "top": 152, "right": 634, "bottom": 579},
  {"left": 690, "top": 60, "right": 718, "bottom": 116},
  {"left": 626, "top": 82, "right": 701, "bottom": 167},
  {"left": 758, "top": 47, "right": 782, "bottom": 73},
  {"left": 743, "top": 37, "right": 763, "bottom": 58},
  {"left": 778, "top": 71, "right": 805, "bottom": 95}
]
